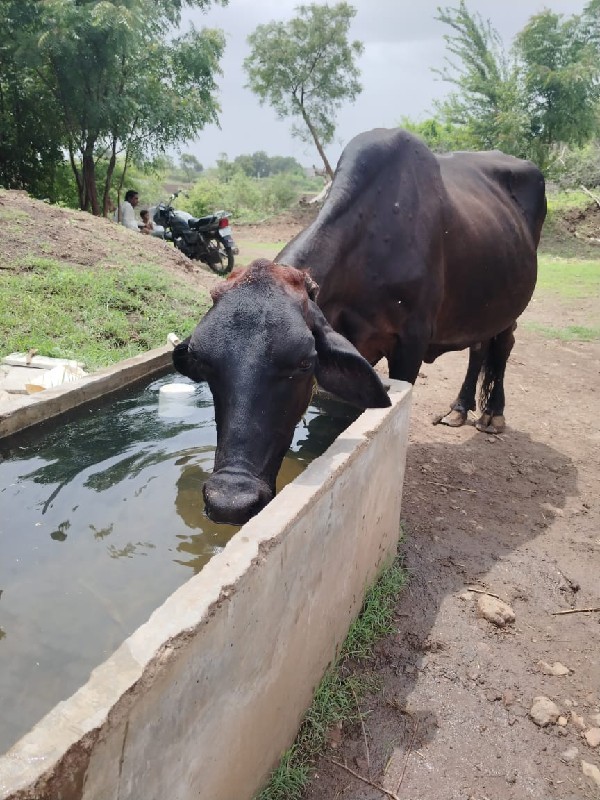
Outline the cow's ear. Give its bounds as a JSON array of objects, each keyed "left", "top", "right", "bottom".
[
  {"left": 172, "top": 337, "right": 206, "bottom": 383},
  {"left": 309, "top": 304, "right": 391, "bottom": 409}
]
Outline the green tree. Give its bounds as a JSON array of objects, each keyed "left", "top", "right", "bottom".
[
  {"left": 435, "top": 1, "right": 600, "bottom": 172},
  {"left": 0, "top": 1, "right": 65, "bottom": 199},
  {"left": 231, "top": 152, "right": 304, "bottom": 178},
  {"left": 13, "top": 0, "right": 226, "bottom": 215},
  {"left": 234, "top": 151, "right": 271, "bottom": 178},
  {"left": 435, "top": 2, "right": 528, "bottom": 157},
  {"left": 244, "top": 2, "right": 363, "bottom": 179},
  {"left": 515, "top": 6, "right": 600, "bottom": 170},
  {"left": 180, "top": 153, "right": 204, "bottom": 181},
  {"left": 268, "top": 155, "right": 304, "bottom": 175},
  {"left": 552, "top": 140, "right": 600, "bottom": 188},
  {"left": 215, "top": 153, "right": 236, "bottom": 183}
]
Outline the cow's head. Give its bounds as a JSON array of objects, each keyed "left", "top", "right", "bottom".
[{"left": 173, "top": 259, "right": 390, "bottom": 525}]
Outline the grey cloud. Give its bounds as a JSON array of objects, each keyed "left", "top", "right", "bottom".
[{"left": 178, "top": 0, "right": 586, "bottom": 167}]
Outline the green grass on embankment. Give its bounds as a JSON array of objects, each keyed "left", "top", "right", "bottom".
[
  {"left": 0, "top": 256, "right": 209, "bottom": 371},
  {"left": 525, "top": 255, "right": 600, "bottom": 341}
]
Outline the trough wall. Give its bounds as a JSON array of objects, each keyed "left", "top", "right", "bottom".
[
  {"left": 0, "top": 346, "right": 171, "bottom": 439},
  {"left": 0, "top": 371, "right": 411, "bottom": 800}
]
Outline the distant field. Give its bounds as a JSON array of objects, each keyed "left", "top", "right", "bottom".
[
  {"left": 235, "top": 239, "right": 288, "bottom": 267},
  {"left": 524, "top": 254, "right": 600, "bottom": 341},
  {"left": 536, "top": 255, "right": 600, "bottom": 298}
]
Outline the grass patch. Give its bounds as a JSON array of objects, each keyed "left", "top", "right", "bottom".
[
  {"left": 256, "top": 553, "right": 407, "bottom": 800},
  {"left": 546, "top": 189, "right": 589, "bottom": 214},
  {"left": 523, "top": 321, "right": 600, "bottom": 341},
  {"left": 0, "top": 206, "right": 30, "bottom": 222},
  {"left": 536, "top": 255, "right": 600, "bottom": 299},
  {"left": 234, "top": 239, "right": 287, "bottom": 267},
  {"left": 0, "top": 258, "right": 209, "bottom": 370}
]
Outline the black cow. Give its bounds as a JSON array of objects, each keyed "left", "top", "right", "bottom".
[{"left": 174, "top": 128, "right": 546, "bottom": 524}]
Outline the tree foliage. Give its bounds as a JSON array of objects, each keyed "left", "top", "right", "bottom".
[
  {"left": 180, "top": 153, "right": 204, "bottom": 180},
  {"left": 435, "top": 1, "right": 600, "bottom": 171},
  {"left": 435, "top": 2, "right": 529, "bottom": 157},
  {"left": 1, "top": 0, "right": 226, "bottom": 213},
  {"left": 217, "top": 151, "right": 304, "bottom": 179},
  {"left": 0, "top": 1, "right": 65, "bottom": 198},
  {"left": 515, "top": 6, "right": 600, "bottom": 168},
  {"left": 244, "top": 2, "right": 363, "bottom": 179},
  {"left": 400, "top": 117, "right": 476, "bottom": 153}
]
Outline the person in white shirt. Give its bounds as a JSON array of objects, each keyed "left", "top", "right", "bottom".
[{"left": 118, "top": 190, "right": 140, "bottom": 231}]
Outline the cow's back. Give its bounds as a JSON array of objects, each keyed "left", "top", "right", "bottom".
[
  {"left": 278, "top": 129, "right": 546, "bottom": 365},
  {"left": 278, "top": 129, "right": 447, "bottom": 363}
]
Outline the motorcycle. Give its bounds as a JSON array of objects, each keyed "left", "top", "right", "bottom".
[{"left": 152, "top": 192, "right": 238, "bottom": 276}]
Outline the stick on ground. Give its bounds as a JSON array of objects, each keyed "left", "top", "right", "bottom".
[
  {"left": 551, "top": 607, "right": 600, "bottom": 616},
  {"left": 328, "top": 759, "right": 401, "bottom": 800}
]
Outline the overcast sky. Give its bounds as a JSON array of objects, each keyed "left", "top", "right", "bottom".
[{"left": 179, "top": 0, "right": 586, "bottom": 168}]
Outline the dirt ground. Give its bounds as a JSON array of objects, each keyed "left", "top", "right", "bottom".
[
  {"left": 2, "top": 192, "right": 599, "bottom": 797},
  {"left": 0, "top": 189, "right": 221, "bottom": 294},
  {"left": 236, "top": 217, "right": 600, "bottom": 800}
]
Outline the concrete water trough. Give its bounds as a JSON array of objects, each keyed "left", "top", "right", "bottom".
[{"left": 0, "top": 346, "right": 412, "bottom": 800}]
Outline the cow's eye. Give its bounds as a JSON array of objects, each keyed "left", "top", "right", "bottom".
[{"left": 298, "top": 359, "right": 313, "bottom": 372}]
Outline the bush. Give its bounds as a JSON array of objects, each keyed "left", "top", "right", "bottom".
[
  {"left": 551, "top": 141, "right": 600, "bottom": 190},
  {"left": 181, "top": 176, "right": 226, "bottom": 216},
  {"left": 178, "top": 169, "right": 323, "bottom": 221},
  {"left": 225, "top": 171, "right": 263, "bottom": 216},
  {"left": 264, "top": 173, "right": 303, "bottom": 211}
]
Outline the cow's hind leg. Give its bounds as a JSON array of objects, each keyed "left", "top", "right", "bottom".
[
  {"left": 475, "top": 324, "right": 516, "bottom": 434},
  {"left": 434, "top": 343, "right": 488, "bottom": 427}
]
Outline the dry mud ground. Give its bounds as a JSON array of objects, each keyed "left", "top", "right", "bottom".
[{"left": 235, "top": 220, "right": 600, "bottom": 800}]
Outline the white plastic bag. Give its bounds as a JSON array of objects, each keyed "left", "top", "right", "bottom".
[{"left": 26, "top": 364, "right": 87, "bottom": 394}]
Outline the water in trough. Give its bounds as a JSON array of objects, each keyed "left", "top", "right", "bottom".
[{"left": 0, "top": 373, "right": 358, "bottom": 753}]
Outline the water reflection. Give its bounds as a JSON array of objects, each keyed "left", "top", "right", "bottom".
[{"left": 0, "top": 375, "right": 358, "bottom": 753}]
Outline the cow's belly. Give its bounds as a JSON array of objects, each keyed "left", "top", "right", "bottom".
[{"left": 432, "top": 210, "right": 538, "bottom": 346}]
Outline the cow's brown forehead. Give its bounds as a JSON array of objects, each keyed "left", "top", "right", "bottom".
[{"left": 210, "top": 259, "right": 308, "bottom": 304}]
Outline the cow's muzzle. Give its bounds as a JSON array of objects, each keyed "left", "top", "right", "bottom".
[{"left": 203, "top": 469, "right": 273, "bottom": 525}]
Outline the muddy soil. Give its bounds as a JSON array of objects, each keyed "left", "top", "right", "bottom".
[
  {"left": 303, "top": 335, "right": 600, "bottom": 800},
  {"left": 562, "top": 201, "right": 600, "bottom": 243},
  {"left": 237, "top": 216, "right": 600, "bottom": 800},
  {"left": 0, "top": 189, "right": 220, "bottom": 293}
]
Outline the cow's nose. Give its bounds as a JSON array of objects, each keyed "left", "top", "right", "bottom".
[{"left": 203, "top": 471, "right": 273, "bottom": 525}]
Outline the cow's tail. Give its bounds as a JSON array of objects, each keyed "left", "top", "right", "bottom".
[
  {"left": 478, "top": 350, "right": 497, "bottom": 412},
  {"left": 478, "top": 327, "right": 514, "bottom": 412}
]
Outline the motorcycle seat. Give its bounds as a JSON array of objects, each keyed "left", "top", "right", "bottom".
[{"left": 191, "top": 214, "right": 217, "bottom": 228}]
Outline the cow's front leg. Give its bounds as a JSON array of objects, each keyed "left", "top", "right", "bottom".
[{"left": 434, "top": 342, "right": 488, "bottom": 427}]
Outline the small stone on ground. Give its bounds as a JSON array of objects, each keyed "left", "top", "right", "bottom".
[
  {"left": 530, "top": 696, "right": 561, "bottom": 727},
  {"left": 476, "top": 594, "right": 516, "bottom": 627}
]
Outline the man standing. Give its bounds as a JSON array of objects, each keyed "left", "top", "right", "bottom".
[{"left": 118, "top": 190, "right": 140, "bottom": 231}]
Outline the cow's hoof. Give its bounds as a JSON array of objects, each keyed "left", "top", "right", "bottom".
[
  {"left": 475, "top": 413, "right": 505, "bottom": 434},
  {"left": 433, "top": 408, "right": 467, "bottom": 427}
]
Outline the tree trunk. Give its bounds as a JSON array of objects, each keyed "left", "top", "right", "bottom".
[
  {"left": 67, "top": 141, "right": 84, "bottom": 210},
  {"left": 299, "top": 106, "right": 334, "bottom": 180},
  {"left": 116, "top": 143, "right": 133, "bottom": 214},
  {"left": 82, "top": 140, "right": 100, "bottom": 215},
  {"left": 102, "top": 135, "right": 118, "bottom": 217}
]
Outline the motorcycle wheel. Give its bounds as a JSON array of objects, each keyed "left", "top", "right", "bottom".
[{"left": 207, "top": 240, "right": 234, "bottom": 276}]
